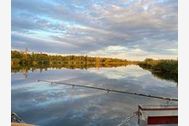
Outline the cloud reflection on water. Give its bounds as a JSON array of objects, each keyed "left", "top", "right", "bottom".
[
  {"left": 88, "top": 65, "right": 150, "bottom": 79},
  {"left": 11, "top": 65, "right": 177, "bottom": 126}
]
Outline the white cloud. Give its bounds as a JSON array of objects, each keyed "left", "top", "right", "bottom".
[{"left": 88, "top": 45, "right": 177, "bottom": 60}]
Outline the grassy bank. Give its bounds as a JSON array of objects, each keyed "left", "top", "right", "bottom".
[{"left": 138, "top": 58, "right": 178, "bottom": 82}]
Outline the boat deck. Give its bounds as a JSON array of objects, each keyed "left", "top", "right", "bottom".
[{"left": 138, "top": 105, "right": 178, "bottom": 126}]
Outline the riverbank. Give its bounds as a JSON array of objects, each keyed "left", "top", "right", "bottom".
[
  {"left": 11, "top": 50, "right": 138, "bottom": 72},
  {"left": 11, "top": 50, "right": 177, "bottom": 82},
  {"left": 11, "top": 50, "right": 134, "bottom": 70},
  {"left": 138, "top": 59, "right": 178, "bottom": 82}
]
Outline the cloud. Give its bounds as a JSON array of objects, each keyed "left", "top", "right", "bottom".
[
  {"left": 11, "top": 0, "right": 178, "bottom": 60},
  {"left": 88, "top": 45, "right": 177, "bottom": 60},
  {"left": 11, "top": 32, "right": 78, "bottom": 53}
]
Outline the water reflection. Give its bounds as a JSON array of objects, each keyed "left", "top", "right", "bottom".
[
  {"left": 12, "top": 65, "right": 177, "bottom": 126},
  {"left": 12, "top": 64, "right": 177, "bottom": 83},
  {"left": 87, "top": 65, "right": 150, "bottom": 79}
]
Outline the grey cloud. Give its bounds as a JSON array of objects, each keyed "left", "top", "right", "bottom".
[
  {"left": 12, "top": 0, "right": 178, "bottom": 59},
  {"left": 12, "top": 32, "right": 79, "bottom": 53}
]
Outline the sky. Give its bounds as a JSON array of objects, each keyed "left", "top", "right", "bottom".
[{"left": 11, "top": 0, "right": 178, "bottom": 61}]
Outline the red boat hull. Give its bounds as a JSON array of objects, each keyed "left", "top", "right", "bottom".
[{"left": 147, "top": 116, "right": 178, "bottom": 125}]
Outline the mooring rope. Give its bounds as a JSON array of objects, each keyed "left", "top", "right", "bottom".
[{"left": 37, "top": 79, "right": 178, "bottom": 101}]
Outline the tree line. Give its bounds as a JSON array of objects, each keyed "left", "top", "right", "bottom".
[{"left": 11, "top": 50, "right": 131, "bottom": 70}]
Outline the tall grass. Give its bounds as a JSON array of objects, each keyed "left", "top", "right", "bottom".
[{"left": 138, "top": 58, "right": 178, "bottom": 82}]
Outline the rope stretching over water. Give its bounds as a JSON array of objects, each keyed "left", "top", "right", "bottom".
[{"left": 37, "top": 79, "right": 178, "bottom": 102}]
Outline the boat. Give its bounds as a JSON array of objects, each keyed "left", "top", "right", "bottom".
[{"left": 137, "top": 104, "right": 178, "bottom": 126}]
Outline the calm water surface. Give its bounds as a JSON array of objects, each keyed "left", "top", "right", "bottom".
[{"left": 11, "top": 65, "right": 177, "bottom": 126}]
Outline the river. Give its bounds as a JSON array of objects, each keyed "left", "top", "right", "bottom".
[{"left": 11, "top": 65, "right": 177, "bottom": 126}]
